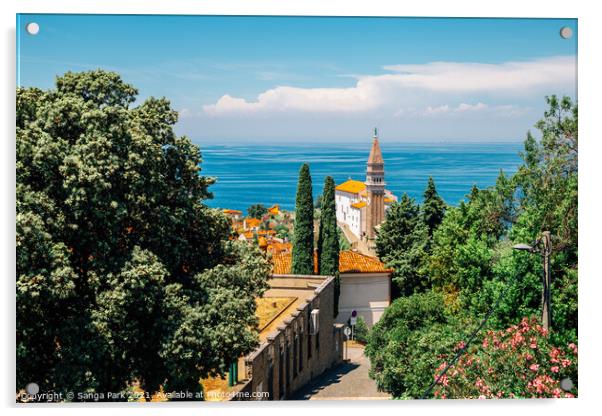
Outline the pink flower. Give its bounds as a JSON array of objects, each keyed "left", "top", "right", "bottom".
[
  {"left": 529, "top": 364, "right": 540, "bottom": 372},
  {"left": 561, "top": 359, "right": 571, "bottom": 368},
  {"left": 551, "top": 366, "right": 559, "bottom": 373},
  {"left": 478, "top": 395, "right": 486, "bottom": 399}
]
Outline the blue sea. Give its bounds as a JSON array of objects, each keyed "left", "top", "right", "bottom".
[{"left": 198, "top": 142, "right": 524, "bottom": 212}]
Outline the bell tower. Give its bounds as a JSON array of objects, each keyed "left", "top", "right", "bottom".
[{"left": 365, "top": 128, "right": 385, "bottom": 239}]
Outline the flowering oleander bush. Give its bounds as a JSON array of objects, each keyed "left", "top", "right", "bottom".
[{"left": 432, "top": 317, "right": 577, "bottom": 399}]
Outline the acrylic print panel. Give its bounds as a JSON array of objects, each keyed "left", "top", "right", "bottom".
[{"left": 16, "top": 14, "right": 578, "bottom": 402}]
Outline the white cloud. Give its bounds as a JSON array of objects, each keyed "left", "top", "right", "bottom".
[
  {"left": 456, "top": 102, "right": 488, "bottom": 112},
  {"left": 203, "top": 55, "right": 575, "bottom": 116},
  {"left": 381, "top": 56, "right": 574, "bottom": 93},
  {"left": 424, "top": 104, "right": 451, "bottom": 116}
]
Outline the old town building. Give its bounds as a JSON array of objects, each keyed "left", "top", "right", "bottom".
[{"left": 335, "top": 128, "right": 397, "bottom": 240}]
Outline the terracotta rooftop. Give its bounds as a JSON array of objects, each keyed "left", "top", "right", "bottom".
[
  {"left": 271, "top": 250, "right": 391, "bottom": 274},
  {"left": 267, "top": 242, "right": 292, "bottom": 255},
  {"left": 223, "top": 209, "right": 242, "bottom": 215},
  {"left": 244, "top": 218, "right": 262, "bottom": 228},
  {"left": 351, "top": 201, "right": 367, "bottom": 209},
  {"left": 335, "top": 180, "right": 366, "bottom": 195}
]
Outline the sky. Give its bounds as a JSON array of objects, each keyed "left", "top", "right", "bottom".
[{"left": 17, "top": 15, "right": 577, "bottom": 143}]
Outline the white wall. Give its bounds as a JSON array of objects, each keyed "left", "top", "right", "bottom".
[
  {"left": 336, "top": 190, "right": 363, "bottom": 238},
  {"left": 335, "top": 273, "right": 391, "bottom": 327}
]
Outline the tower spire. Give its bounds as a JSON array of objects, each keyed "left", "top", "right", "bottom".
[
  {"left": 365, "top": 128, "right": 385, "bottom": 240},
  {"left": 368, "top": 133, "right": 384, "bottom": 165}
]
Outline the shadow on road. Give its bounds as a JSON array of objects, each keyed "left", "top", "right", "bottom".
[{"left": 291, "top": 361, "right": 361, "bottom": 400}]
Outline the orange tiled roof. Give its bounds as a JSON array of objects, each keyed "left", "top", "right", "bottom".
[
  {"left": 257, "top": 229, "right": 276, "bottom": 236},
  {"left": 335, "top": 180, "right": 366, "bottom": 195},
  {"left": 384, "top": 197, "right": 395, "bottom": 203},
  {"left": 240, "top": 231, "right": 255, "bottom": 240},
  {"left": 351, "top": 201, "right": 367, "bottom": 209},
  {"left": 223, "top": 209, "right": 242, "bottom": 215},
  {"left": 244, "top": 218, "right": 262, "bottom": 228},
  {"left": 267, "top": 204, "right": 280, "bottom": 215},
  {"left": 268, "top": 242, "right": 292, "bottom": 255},
  {"left": 271, "top": 250, "right": 391, "bottom": 275}
]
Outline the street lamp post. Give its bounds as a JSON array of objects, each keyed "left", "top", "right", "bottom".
[{"left": 512, "top": 231, "right": 552, "bottom": 332}]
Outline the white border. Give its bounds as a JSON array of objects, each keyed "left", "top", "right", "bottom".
[{"left": 2, "top": 1, "right": 600, "bottom": 416}]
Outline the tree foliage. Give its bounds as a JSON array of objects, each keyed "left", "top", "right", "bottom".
[
  {"left": 353, "top": 316, "right": 370, "bottom": 344},
  {"left": 376, "top": 194, "right": 429, "bottom": 296},
  {"left": 317, "top": 176, "right": 339, "bottom": 276},
  {"left": 367, "top": 96, "right": 578, "bottom": 398},
  {"left": 422, "top": 176, "right": 446, "bottom": 236},
  {"left": 247, "top": 203, "right": 268, "bottom": 219},
  {"left": 317, "top": 176, "right": 341, "bottom": 316},
  {"left": 291, "top": 164, "right": 314, "bottom": 275},
  {"left": 16, "top": 70, "right": 271, "bottom": 399},
  {"left": 365, "top": 291, "right": 464, "bottom": 398},
  {"left": 432, "top": 318, "right": 578, "bottom": 399}
]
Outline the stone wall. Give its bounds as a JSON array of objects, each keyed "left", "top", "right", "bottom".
[{"left": 239, "top": 275, "right": 344, "bottom": 400}]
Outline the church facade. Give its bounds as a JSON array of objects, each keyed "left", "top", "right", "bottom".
[{"left": 335, "top": 129, "right": 397, "bottom": 240}]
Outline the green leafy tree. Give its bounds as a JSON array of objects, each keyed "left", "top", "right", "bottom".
[
  {"left": 365, "top": 291, "right": 464, "bottom": 398},
  {"left": 422, "top": 177, "right": 446, "bottom": 237},
  {"left": 16, "top": 70, "right": 271, "bottom": 399},
  {"left": 317, "top": 176, "right": 340, "bottom": 316},
  {"left": 247, "top": 203, "right": 268, "bottom": 219},
  {"left": 275, "top": 224, "right": 290, "bottom": 240},
  {"left": 317, "top": 177, "right": 339, "bottom": 275},
  {"left": 292, "top": 164, "right": 314, "bottom": 275},
  {"left": 367, "top": 96, "right": 578, "bottom": 399},
  {"left": 376, "top": 194, "right": 429, "bottom": 296}
]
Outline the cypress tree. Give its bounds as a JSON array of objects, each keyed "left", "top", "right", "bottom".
[
  {"left": 422, "top": 176, "right": 446, "bottom": 236},
  {"left": 317, "top": 176, "right": 341, "bottom": 317},
  {"left": 292, "top": 164, "right": 314, "bottom": 275},
  {"left": 318, "top": 176, "right": 339, "bottom": 275}
]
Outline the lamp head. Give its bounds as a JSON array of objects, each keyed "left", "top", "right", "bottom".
[{"left": 512, "top": 243, "right": 535, "bottom": 252}]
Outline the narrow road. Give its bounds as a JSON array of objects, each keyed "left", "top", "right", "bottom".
[{"left": 292, "top": 345, "right": 391, "bottom": 400}]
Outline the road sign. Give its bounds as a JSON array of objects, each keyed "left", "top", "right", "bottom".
[{"left": 344, "top": 326, "right": 351, "bottom": 338}]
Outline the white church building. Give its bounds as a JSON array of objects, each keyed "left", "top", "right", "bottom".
[{"left": 335, "top": 129, "right": 397, "bottom": 240}]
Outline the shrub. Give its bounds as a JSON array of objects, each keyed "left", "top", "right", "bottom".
[
  {"left": 432, "top": 317, "right": 577, "bottom": 399},
  {"left": 354, "top": 316, "right": 369, "bottom": 344}
]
